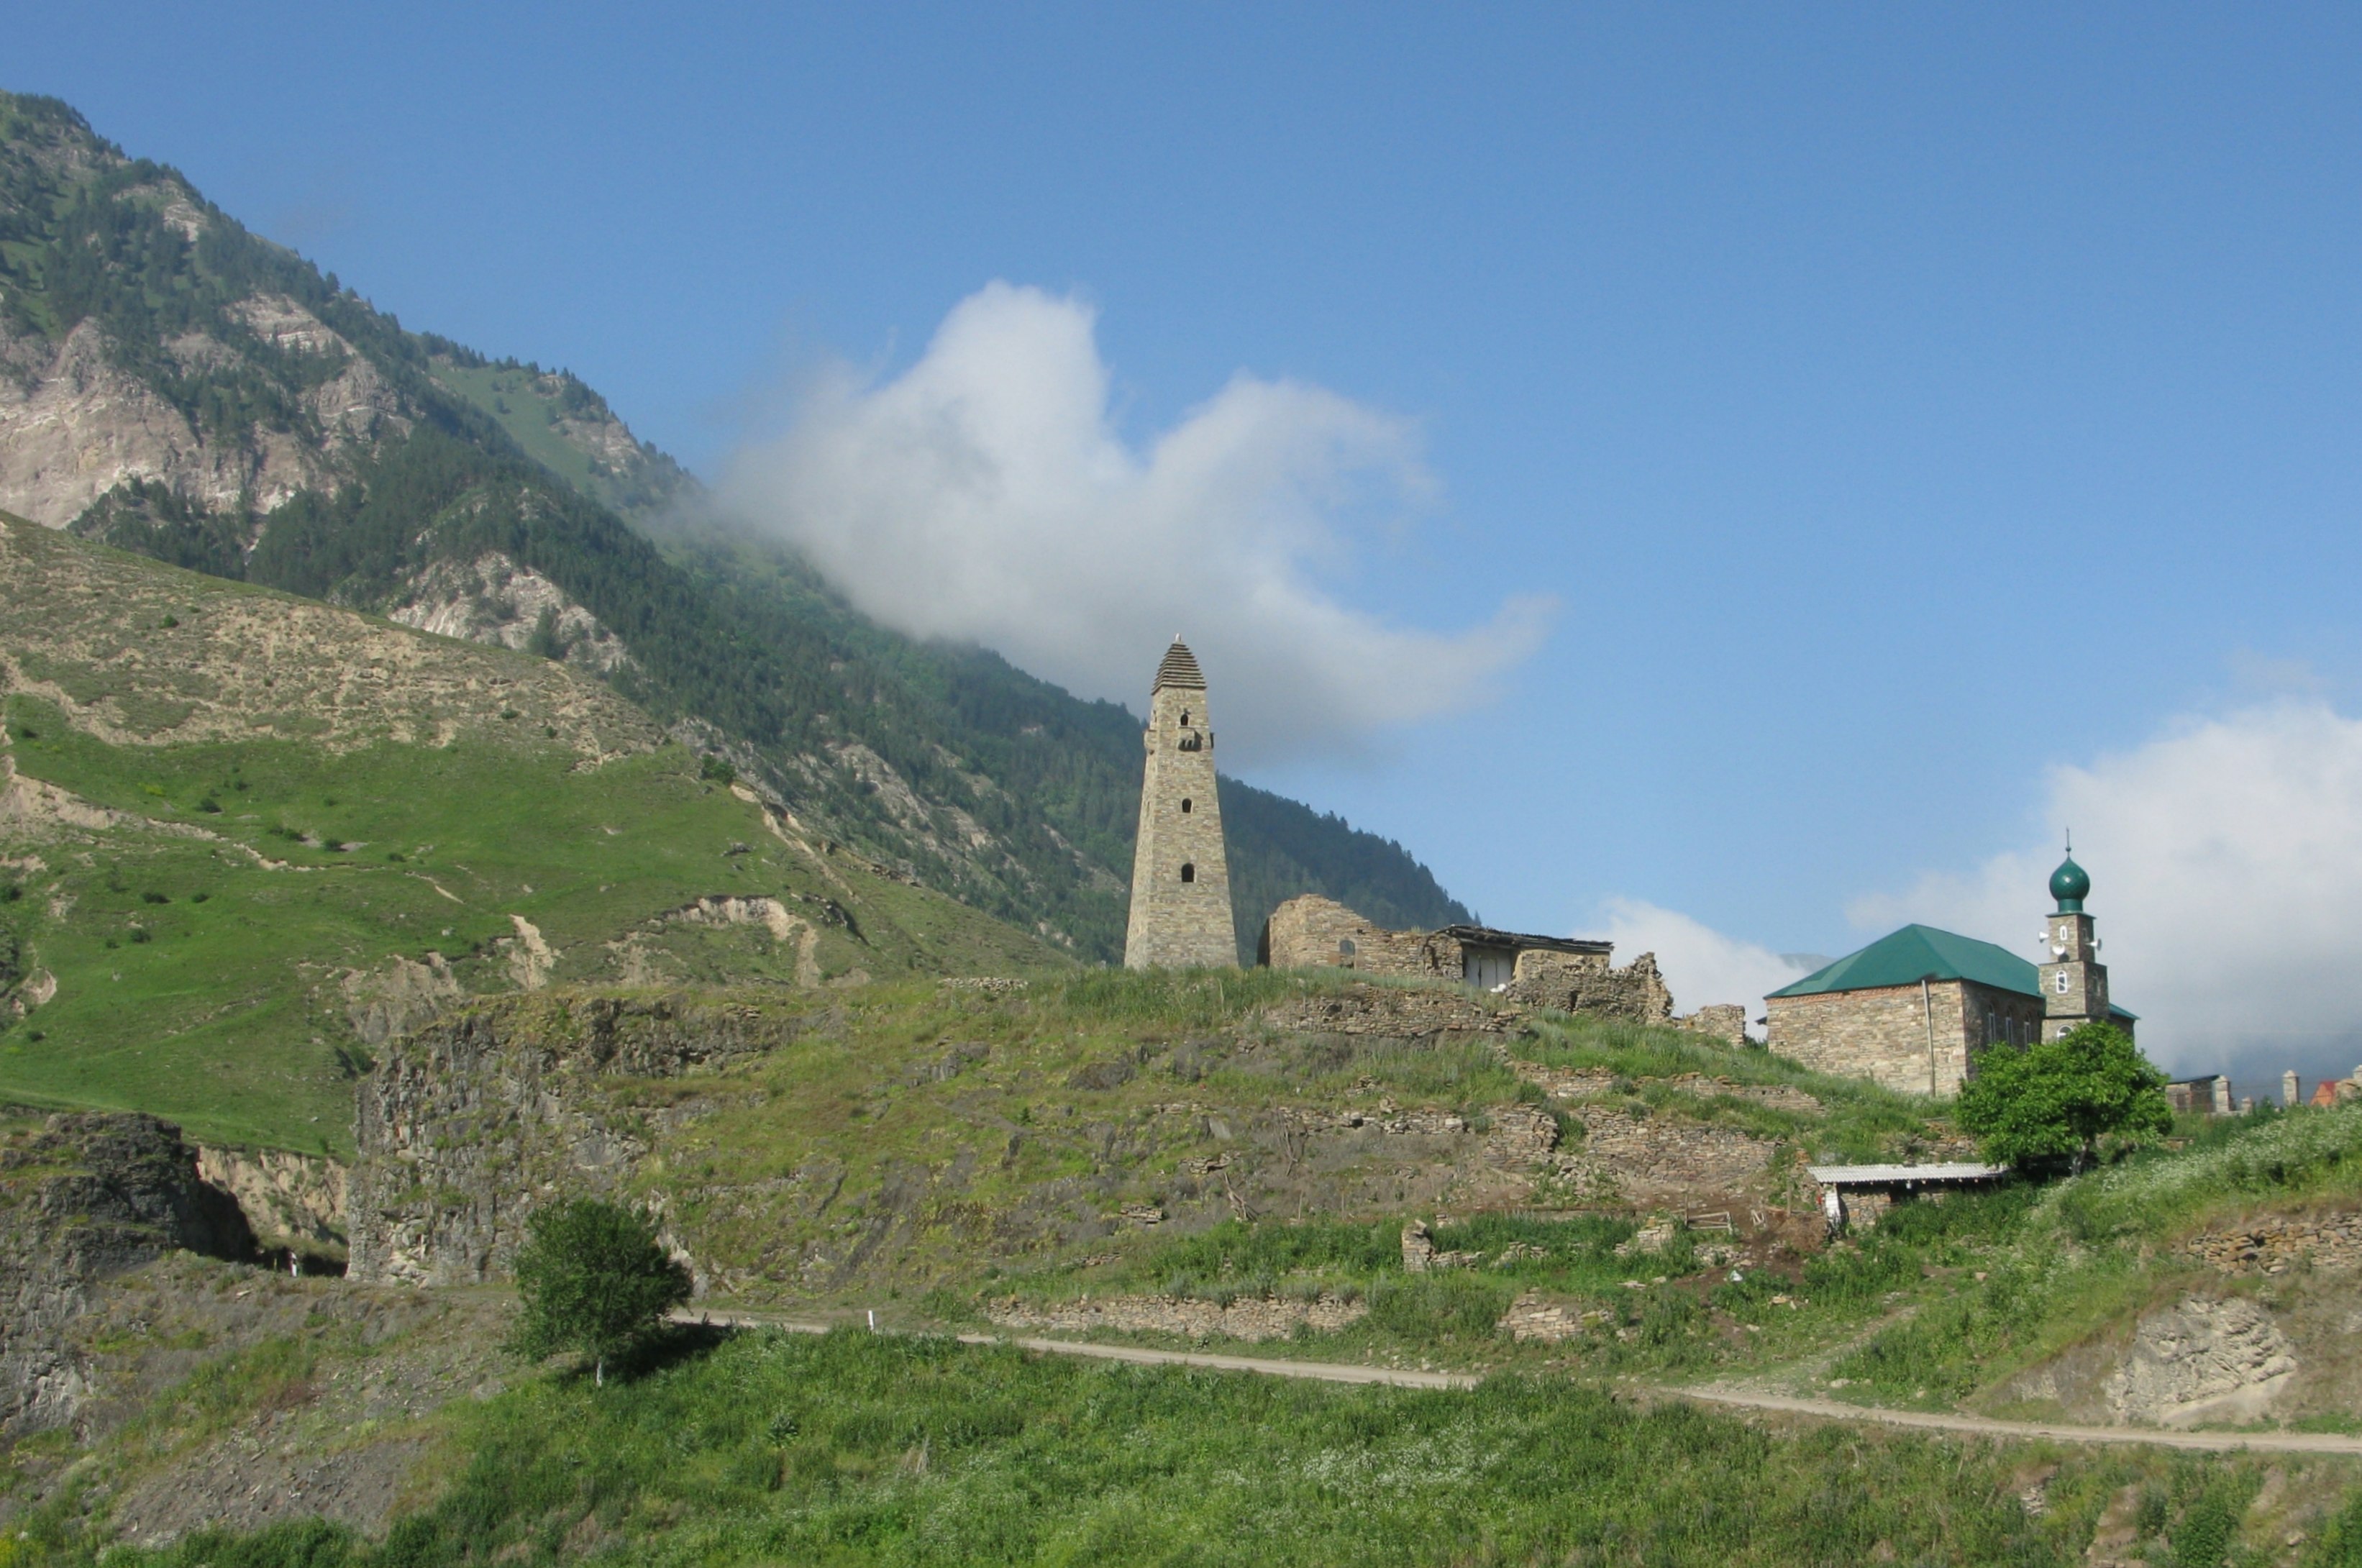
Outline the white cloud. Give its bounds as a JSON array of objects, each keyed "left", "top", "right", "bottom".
[
  {"left": 1849, "top": 698, "right": 2362, "bottom": 1079},
  {"left": 721, "top": 282, "right": 1551, "bottom": 760},
  {"left": 1598, "top": 898, "right": 1813, "bottom": 1037}
]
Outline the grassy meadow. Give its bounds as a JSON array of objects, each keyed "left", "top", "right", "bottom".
[{"left": 13, "top": 1326, "right": 2358, "bottom": 1568}]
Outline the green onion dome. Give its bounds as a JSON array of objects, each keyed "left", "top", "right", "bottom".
[{"left": 2049, "top": 855, "right": 2090, "bottom": 913}]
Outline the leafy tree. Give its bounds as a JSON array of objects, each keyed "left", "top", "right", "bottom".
[
  {"left": 509, "top": 1198, "right": 691, "bottom": 1385},
  {"left": 1958, "top": 1022, "right": 2171, "bottom": 1172}
]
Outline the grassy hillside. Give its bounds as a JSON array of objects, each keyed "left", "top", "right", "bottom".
[{"left": 0, "top": 516, "right": 1070, "bottom": 1152}]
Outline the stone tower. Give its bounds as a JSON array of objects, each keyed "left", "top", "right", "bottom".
[
  {"left": 2038, "top": 850, "right": 2112, "bottom": 1040},
  {"left": 1123, "top": 639, "right": 1237, "bottom": 970}
]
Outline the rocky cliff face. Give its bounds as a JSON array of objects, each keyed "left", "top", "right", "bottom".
[
  {"left": 1, "top": 1112, "right": 256, "bottom": 1436},
  {"left": 347, "top": 993, "right": 827, "bottom": 1287}
]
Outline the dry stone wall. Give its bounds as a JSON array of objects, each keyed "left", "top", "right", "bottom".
[
  {"left": 1259, "top": 894, "right": 1448, "bottom": 976},
  {"left": 987, "top": 1292, "right": 1366, "bottom": 1341}
]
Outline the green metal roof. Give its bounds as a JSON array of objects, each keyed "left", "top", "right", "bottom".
[{"left": 1767, "top": 922, "right": 2137, "bottom": 1020}]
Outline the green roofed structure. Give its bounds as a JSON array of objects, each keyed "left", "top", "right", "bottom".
[{"left": 1764, "top": 854, "right": 2134, "bottom": 1096}]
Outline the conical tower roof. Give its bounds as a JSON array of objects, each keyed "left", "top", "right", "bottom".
[{"left": 1152, "top": 639, "right": 1206, "bottom": 692}]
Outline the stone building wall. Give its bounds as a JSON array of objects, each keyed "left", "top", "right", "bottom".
[
  {"left": 1768, "top": 980, "right": 1964, "bottom": 1096},
  {"left": 1769, "top": 977, "right": 2046, "bottom": 1096},
  {"left": 1123, "top": 645, "right": 1237, "bottom": 969}
]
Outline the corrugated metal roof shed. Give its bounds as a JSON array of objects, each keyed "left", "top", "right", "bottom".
[{"left": 1808, "top": 1162, "right": 2009, "bottom": 1185}]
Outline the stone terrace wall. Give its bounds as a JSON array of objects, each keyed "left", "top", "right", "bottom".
[
  {"left": 2181, "top": 1213, "right": 2362, "bottom": 1276},
  {"left": 1556, "top": 1109, "right": 1774, "bottom": 1198}
]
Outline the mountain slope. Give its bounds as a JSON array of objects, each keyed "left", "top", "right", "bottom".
[
  {"left": 0, "top": 90, "right": 1471, "bottom": 963},
  {"left": 0, "top": 512, "right": 1070, "bottom": 1152}
]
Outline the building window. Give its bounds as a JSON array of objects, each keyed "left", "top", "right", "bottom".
[
  {"left": 1180, "top": 798, "right": 1192, "bottom": 813},
  {"left": 1339, "top": 938, "right": 1356, "bottom": 957},
  {"left": 1179, "top": 711, "right": 1190, "bottom": 726},
  {"left": 1180, "top": 863, "right": 1195, "bottom": 883}
]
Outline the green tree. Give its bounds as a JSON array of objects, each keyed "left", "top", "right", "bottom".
[
  {"left": 1958, "top": 1021, "right": 2171, "bottom": 1172},
  {"left": 509, "top": 1198, "right": 692, "bottom": 1385}
]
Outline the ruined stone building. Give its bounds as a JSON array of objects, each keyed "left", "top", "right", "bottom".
[
  {"left": 2164, "top": 1075, "right": 2235, "bottom": 1116},
  {"left": 1123, "top": 640, "right": 1238, "bottom": 970},
  {"left": 1764, "top": 854, "right": 2137, "bottom": 1096},
  {"left": 1259, "top": 893, "right": 1706, "bottom": 1028}
]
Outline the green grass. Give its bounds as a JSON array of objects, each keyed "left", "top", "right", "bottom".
[
  {"left": 427, "top": 363, "right": 626, "bottom": 513},
  {"left": 29, "top": 1328, "right": 2099, "bottom": 1565},
  {"left": 36, "top": 1327, "right": 2362, "bottom": 1567},
  {"left": 1519, "top": 1011, "right": 1941, "bottom": 1164},
  {"left": 0, "top": 696, "right": 1067, "bottom": 1153}
]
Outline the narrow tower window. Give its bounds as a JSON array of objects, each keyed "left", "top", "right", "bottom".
[
  {"left": 1179, "top": 711, "right": 1190, "bottom": 726},
  {"left": 1180, "top": 798, "right": 1193, "bottom": 813},
  {"left": 1180, "top": 863, "right": 1195, "bottom": 883}
]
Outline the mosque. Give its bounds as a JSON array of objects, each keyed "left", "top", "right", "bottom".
[{"left": 1762, "top": 854, "right": 2136, "bottom": 1097}]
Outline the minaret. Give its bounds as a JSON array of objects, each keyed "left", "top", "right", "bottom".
[
  {"left": 1123, "top": 639, "right": 1237, "bottom": 970},
  {"left": 2038, "top": 847, "right": 2112, "bottom": 1040}
]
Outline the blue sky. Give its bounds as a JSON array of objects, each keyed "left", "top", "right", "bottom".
[{"left": 14, "top": 4, "right": 2362, "bottom": 1078}]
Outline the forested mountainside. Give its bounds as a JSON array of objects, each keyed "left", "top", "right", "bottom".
[{"left": 0, "top": 91, "right": 1469, "bottom": 962}]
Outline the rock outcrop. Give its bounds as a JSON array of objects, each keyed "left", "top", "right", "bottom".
[
  {"left": 2103, "top": 1295, "right": 2297, "bottom": 1428},
  {"left": 1, "top": 1113, "right": 256, "bottom": 1436}
]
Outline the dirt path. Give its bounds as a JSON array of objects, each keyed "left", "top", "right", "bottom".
[
  {"left": 675, "top": 1309, "right": 2362, "bottom": 1452},
  {"left": 677, "top": 1308, "right": 1479, "bottom": 1388},
  {"left": 1669, "top": 1386, "right": 2362, "bottom": 1456}
]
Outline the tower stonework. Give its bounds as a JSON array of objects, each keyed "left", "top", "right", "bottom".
[
  {"left": 1123, "top": 641, "right": 1237, "bottom": 970},
  {"left": 2038, "top": 853, "right": 2112, "bottom": 1040}
]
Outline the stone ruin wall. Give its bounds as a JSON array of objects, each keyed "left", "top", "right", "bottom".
[
  {"left": 1259, "top": 893, "right": 1450, "bottom": 977},
  {"left": 1501, "top": 947, "right": 1671, "bottom": 1024},
  {"left": 1263, "top": 895, "right": 1718, "bottom": 1031}
]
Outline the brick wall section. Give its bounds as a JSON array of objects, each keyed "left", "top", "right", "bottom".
[
  {"left": 1766, "top": 978, "right": 2045, "bottom": 1097},
  {"left": 1123, "top": 650, "right": 1237, "bottom": 970}
]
